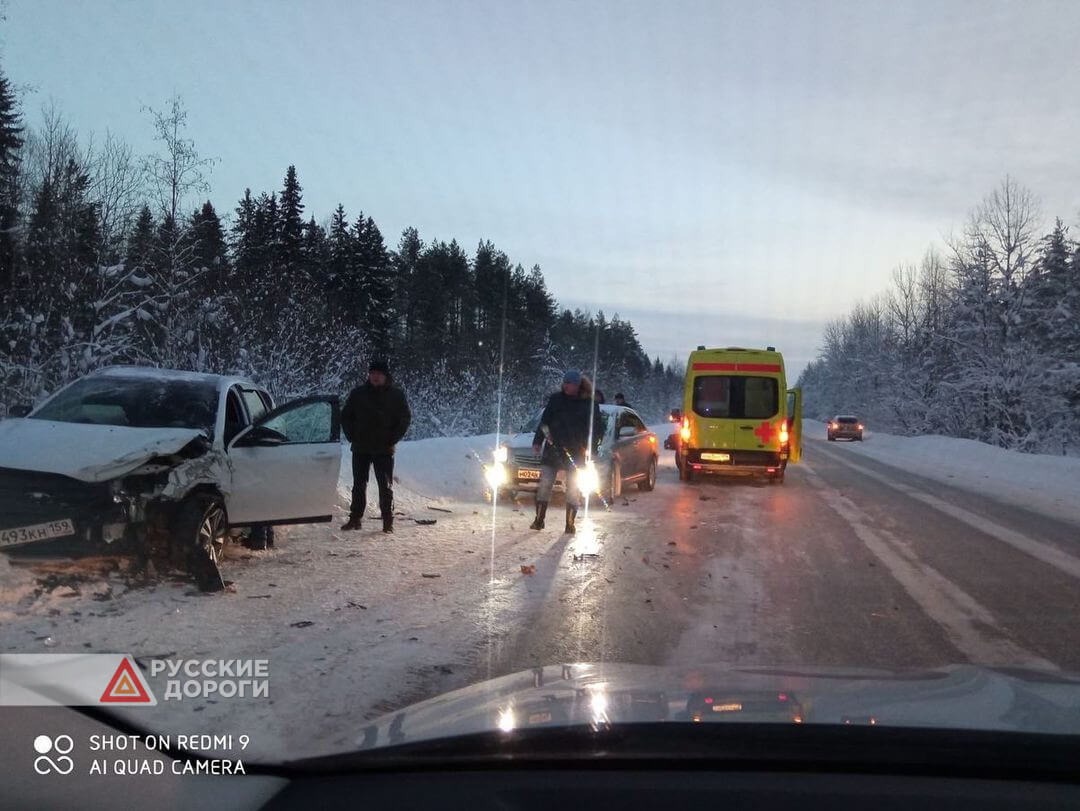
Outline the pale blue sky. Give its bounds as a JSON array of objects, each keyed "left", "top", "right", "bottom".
[{"left": 6, "top": 0, "right": 1080, "bottom": 377}]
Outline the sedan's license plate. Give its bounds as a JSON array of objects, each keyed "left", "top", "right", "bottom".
[
  {"left": 0, "top": 519, "right": 76, "bottom": 547},
  {"left": 701, "top": 452, "right": 731, "bottom": 462},
  {"left": 518, "top": 469, "right": 541, "bottom": 481}
]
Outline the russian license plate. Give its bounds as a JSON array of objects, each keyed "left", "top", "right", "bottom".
[
  {"left": 701, "top": 452, "right": 731, "bottom": 462},
  {"left": 518, "top": 469, "right": 542, "bottom": 481},
  {"left": 0, "top": 519, "right": 76, "bottom": 547}
]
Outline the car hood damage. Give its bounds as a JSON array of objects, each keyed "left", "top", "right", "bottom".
[{"left": 0, "top": 419, "right": 209, "bottom": 483}]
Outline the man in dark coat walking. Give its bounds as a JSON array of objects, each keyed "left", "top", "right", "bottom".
[
  {"left": 341, "top": 360, "right": 412, "bottom": 533},
  {"left": 530, "top": 370, "right": 603, "bottom": 535}
]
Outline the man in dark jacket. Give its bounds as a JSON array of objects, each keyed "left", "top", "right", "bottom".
[
  {"left": 530, "top": 370, "right": 603, "bottom": 535},
  {"left": 340, "top": 360, "right": 412, "bottom": 533}
]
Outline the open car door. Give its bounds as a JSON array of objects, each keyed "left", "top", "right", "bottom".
[
  {"left": 786, "top": 388, "right": 803, "bottom": 463},
  {"left": 226, "top": 396, "right": 341, "bottom": 526}
]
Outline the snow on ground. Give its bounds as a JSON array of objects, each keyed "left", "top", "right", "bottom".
[
  {"left": 353, "top": 432, "right": 501, "bottom": 512},
  {"left": 804, "top": 420, "right": 1080, "bottom": 526}
]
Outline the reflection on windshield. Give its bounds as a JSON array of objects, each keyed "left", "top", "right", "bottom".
[{"left": 31, "top": 377, "right": 218, "bottom": 435}]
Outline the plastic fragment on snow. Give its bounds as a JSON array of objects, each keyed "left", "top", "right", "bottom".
[
  {"left": 520, "top": 564, "right": 536, "bottom": 575},
  {"left": 421, "top": 573, "right": 441, "bottom": 578},
  {"left": 290, "top": 621, "right": 314, "bottom": 628},
  {"left": 415, "top": 519, "right": 437, "bottom": 526}
]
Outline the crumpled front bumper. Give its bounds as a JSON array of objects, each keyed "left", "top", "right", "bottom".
[{"left": 0, "top": 467, "right": 132, "bottom": 550}]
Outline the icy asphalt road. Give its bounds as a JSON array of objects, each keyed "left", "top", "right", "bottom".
[{"left": 2, "top": 435, "right": 1079, "bottom": 760}]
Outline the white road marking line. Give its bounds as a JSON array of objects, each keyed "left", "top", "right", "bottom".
[
  {"left": 802, "top": 461, "right": 1055, "bottom": 669},
  {"left": 812, "top": 445, "right": 1080, "bottom": 582}
]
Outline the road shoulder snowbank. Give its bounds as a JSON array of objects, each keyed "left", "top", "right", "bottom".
[{"left": 804, "top": 420, "right": 1080, "bottom": 526}]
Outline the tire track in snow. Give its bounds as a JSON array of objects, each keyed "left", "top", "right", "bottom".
[{"left": 802, "top": 461, "right": 1055, "bottom": 670}]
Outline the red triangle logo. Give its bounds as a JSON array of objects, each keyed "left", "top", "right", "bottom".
[{"left": 100, "top": 658, "right": 152, "bottom": 703}]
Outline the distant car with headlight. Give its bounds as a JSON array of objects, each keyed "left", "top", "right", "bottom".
[
  {"left": 827, "top": 415, "right": 864, "bottom": 441},
  {"left": 486, "top": 404, "right": 658, "bottom": 502}
]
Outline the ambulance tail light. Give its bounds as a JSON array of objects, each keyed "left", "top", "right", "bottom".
[
  {"left": 679, "top": 417, "right": 691, "bottom": 443},
  {"left": 779, "top": 421, "right": 789, "bottom": 445}
]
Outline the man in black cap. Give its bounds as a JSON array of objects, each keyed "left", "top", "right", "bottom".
[
  {"left": 340, "top": 360, "right": 412, "bottom": 533},
  {"left": 530, "top": 369, "right": 603, "bottom": 535}
]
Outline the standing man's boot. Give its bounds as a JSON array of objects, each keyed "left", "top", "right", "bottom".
[
  {"left": 530, "top": 501, "right": 548, "bottom": 530},
  {"left": 564, "top": 505, "right": 578, "bottom": 535},
  {"left": 341, "top": 516, "right": 362, "bottom": 531},
  {"left": 382, "top": 516, "right": 394, "bottom": 534}
]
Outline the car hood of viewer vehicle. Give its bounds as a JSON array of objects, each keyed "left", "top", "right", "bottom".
[
  {"left": 342, "top": 663, "right": 1080, "bottom": 750},
  {"left": 0, "top": 418, "right": 207, "bottom": 482}
]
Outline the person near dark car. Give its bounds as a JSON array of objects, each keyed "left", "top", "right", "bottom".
[
  {"left": 594, "top": 388, "right": 606, "bottom": 404},
  {"left": 340, "top": 360, "right": 412, "bottom": 533},
  {"left": 613, "top": 392, "right": 630, "bottom": 407},
  {"left": 530, "top": 370, "right": 603, "bottom": 535}
]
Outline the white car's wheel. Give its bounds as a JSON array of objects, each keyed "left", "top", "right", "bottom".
[{"left": 174, "top": 493, "right": 227, "bottom": 592}]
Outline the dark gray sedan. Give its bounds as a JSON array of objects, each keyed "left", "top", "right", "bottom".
[{"left": 491, "top": 404, "right": 658, "bottom": 502}]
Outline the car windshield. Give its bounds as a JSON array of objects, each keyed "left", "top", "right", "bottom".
[
  {"left": 3, "top": 0, "right": 1080, "bottom": 781},
  {"left": 30, "top": 376, "right": 219, "bottom": 435}
]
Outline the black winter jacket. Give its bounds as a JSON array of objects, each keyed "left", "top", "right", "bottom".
[
  {"left": 532, "top": 391, "right": 603, "bottom": 469},
  {"left": 342, "top": 381, "right": 412, "bottom": 455}
]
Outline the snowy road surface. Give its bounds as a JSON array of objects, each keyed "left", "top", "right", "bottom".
[{"left": 2, "top": 428, "right": 1079, "bottom": 760}]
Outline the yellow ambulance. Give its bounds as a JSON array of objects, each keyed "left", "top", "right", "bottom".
[{"left": 673, "top": 346, "right": 802, "bottom": 483}]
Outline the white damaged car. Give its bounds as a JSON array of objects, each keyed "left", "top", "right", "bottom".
[{"left": 0, "top": 366, "right": 342, "bottom": 591}]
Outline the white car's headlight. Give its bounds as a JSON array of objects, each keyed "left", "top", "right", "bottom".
[
  {"left": 576, "top": 460, "right": 600, "bottom": 493},
  {"left": 493, "top": 445, "right": 509, "bottom": 463}
]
